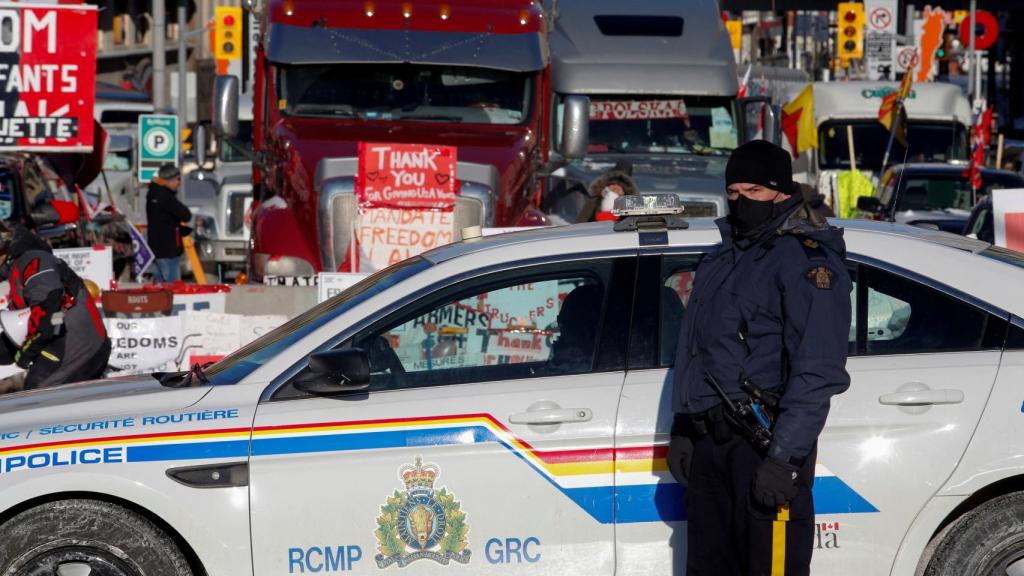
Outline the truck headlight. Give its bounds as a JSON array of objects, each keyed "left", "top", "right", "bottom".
[{"left": 194, "top": 214, "right": 217, "bottom": 241}]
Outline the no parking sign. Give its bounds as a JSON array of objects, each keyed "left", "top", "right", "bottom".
[{"left": 138, "top": 114, "right": 178, "bottom": 183}]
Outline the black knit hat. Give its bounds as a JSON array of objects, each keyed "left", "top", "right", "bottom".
[{"left": 725, "top": 140, "right": 794, "bottom": 193}]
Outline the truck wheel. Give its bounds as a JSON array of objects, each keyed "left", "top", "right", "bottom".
[
  {"left": 0, "top": 499, "right": 193, "bottom": 576},
  {"left": 923, "top": 492, "right": 1024, "bottom": 576}
]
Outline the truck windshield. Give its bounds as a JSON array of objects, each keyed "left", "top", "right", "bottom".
[
  {"left": 218, "top": 120, "right": 253, "bottom": 163},
  {"left": 278, "top": 63, "right": 532, "bottom": 125},
  {"left": 585, "top": 95, "right": 738, "bottom": 156},
  {"left": 819, "top": 120, "right": 968, "bottom": 171}
]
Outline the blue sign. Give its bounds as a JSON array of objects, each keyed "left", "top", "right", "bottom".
[{"left": 127, "top": 222, "right": 154, "bottom": 279}]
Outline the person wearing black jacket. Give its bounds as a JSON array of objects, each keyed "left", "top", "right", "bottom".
[
  {"left": 0, "top": 225, "right": 110, "bottom": 389},
  {"left": 145, "top": 164, "right": 191, "bottom": 282}
]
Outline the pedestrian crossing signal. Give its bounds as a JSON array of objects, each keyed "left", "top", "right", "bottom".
[{"left": 214, "top": 6, "right": 243, "bottom": 60}]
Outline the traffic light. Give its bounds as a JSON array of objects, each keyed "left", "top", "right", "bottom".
[
  {"left": 836, "top": 2, "right": 864, "bottom": 60},
  {"left": 214, "top": 6, "right": 243, "bottom": 60}
]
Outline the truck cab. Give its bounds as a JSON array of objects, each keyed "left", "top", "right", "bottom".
[
  {"left": 546, "top": 0, "right": 740, "bottom": 221},
  {"left": 783, "top": 81, "right": 971, "bottom": 212},
  {"left": 217, "top": 0, "right": 585, "bottom": 280}
]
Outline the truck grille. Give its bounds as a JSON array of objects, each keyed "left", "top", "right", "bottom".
[{"left": 681, "top": 201, "right": 718, "bottom": 217}]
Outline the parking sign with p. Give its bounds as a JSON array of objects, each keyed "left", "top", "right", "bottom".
[{"left": 139, "top": 114, "right": 178, "bottom": 183}]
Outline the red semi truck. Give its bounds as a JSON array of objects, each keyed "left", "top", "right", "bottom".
[{"left": 214, "top": 0, "right": 589, "bottom": 279}]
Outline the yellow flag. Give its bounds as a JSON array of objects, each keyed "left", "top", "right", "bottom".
[{"left": 782, "top": 84, "right": 817, "bottom": 158}]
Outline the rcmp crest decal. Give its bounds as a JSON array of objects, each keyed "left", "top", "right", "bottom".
[{"left": 374, "top": 456, "right": 471, "bottom": 568}]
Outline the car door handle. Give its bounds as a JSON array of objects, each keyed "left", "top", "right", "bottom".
[
  {"left": 508, "top": 408, "right": 593, "bottom": 425},
  {"left": 878, "top": 389, "right": 964, "bottom": 406}
]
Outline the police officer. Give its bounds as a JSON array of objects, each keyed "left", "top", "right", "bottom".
[
  {"left": 668, "top": 140, "right": 851, "bottom": 575},
  {"left": 0, "top": 225, "right": 110, "bottom": 389}
]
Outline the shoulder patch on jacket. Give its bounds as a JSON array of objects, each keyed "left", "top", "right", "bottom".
[
  {"left": 806, "top": 265, "right": 834, "bottom": 289},
  {"left": 798, "top": 237, "right": 827, "bottom": 260}
]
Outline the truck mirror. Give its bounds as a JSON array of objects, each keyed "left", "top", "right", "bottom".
[
  {"left": 856, "top": 196, "right": 882, "bottom": 213},
  {"left": 195, "top": 124, "right": 208, "bottom": 168},
  {"left": 213, "top": 75, "right": 240, "bottom": 139},
  {"left": 560, "top": 95, "right": 590, "bottom": 161},
  {"left": 760, "top": 104, "right": 783, "bottom": 146}
]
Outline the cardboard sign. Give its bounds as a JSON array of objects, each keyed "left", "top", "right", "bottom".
[
  {"left": 0, "top": 4, "right": 97, "bottom": 151},
  {"left": 105, "top": 316, "right": 183, "bottom": 375},
  {"left": 318, "top": 272, "right": 370, "bottom": 303},
  {"left": 355, "top": 208, "right": 455, "bottom": 272},
  {"left": 590, "top": 99, "right": 688, "bottom": 121},
  {"left": 54, "top": 246, "right": 114, "bottom": 290},
  {"left": 992, "top": 189, "right": 1024, "bottom": 252},
  {"left": 357, "top": 142, "right": 458, "bottom": 209}
]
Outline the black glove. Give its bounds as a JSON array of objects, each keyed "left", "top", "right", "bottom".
[
  {"left": 752, "top": 457, "right": 800, "bottom": 508},
  {"left": 667, "top": 434, "right": 694, "bottom": 486},
  {"left": 15, "top": 337, "right": 40, "bottom": 369}
]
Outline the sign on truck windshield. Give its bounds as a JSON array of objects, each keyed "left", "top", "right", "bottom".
[
  {"left": 585, "top": 96, "right": 738, "bottom": 156},
  {"left": 819, "top": 120, "right": 968, "bottom": 171},
  {"left": 278, "top": 64, "right": 532, "bottom": 126}
]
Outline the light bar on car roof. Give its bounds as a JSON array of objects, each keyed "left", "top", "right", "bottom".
[{"left": 611, "top": 194, "right": 684, "bottom": 217}]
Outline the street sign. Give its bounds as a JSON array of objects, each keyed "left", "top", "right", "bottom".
[
  {"left": 138, "top": 114, "right": 178, "bottom": 183},
  {"left": 865, "top": 0, "right": 897, "bottom": 80}
]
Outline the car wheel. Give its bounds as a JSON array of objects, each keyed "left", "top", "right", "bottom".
[
  {"left": 0, "top": 499, "right": 193, "bottom": 576},
  {"left": 922, "top": 492, "right": 1024, "bottom": 576}
]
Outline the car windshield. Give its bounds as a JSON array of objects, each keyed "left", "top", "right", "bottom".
[
  {"left": 584, "top": 96, "right": 738, "bottom": 157},
  {"left": 819, "top": 120, "right": 969, "bottom": 171},
  {"left": 278, "top": 63, "right": 532, "bottom": 125},
  {"left": 896, "top": 173, "right": 1024, "bottom": 212},
  {"left": 218, "top": 120, "right": 253, "bottom": 163},
  {"left": 205, "top": 256, "right": 431, "bottom": 385}
]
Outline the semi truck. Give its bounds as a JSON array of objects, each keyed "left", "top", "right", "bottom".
[
  {"left": 545, "top": 0, "right": 770, "bottom": 221},
  {"left": 215, "top": 0, "right": 588, "bottom": 279},
  {"left": 781, "top": 81, "right": 972, "bottom": 212}
]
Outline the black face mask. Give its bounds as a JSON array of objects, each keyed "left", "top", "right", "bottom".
[{"left": 728, "top": 194, "right": 779, "bottom": 237}]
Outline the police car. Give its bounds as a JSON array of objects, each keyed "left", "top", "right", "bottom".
[{"left": 0, "top": 195, "right": 1021, "bottom": 576}]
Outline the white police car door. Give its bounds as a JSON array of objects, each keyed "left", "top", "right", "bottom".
[
  {"left": 613, "top": 254, "right": 1005, "bottom": 575},
  {"left": 249, "top": 256, "right": 635, "bottom": 575}
]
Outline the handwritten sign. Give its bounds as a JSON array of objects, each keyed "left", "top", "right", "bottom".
[
  {"left": 54, "top": 246, "right": 114, "bottom": 290},
  {"left": 105, "top": 316, "right": 183, "bottom": 374},
  {"left": 590, "top": 99, "right": 688, "bottom": 121},
  {"left": 992, "top": 189, "right": 1024, "bottom": 252},
  {"left": 317, "top": 272, "right": 369, "bottom": 303},
  {"left": 357, "top": 142, "right": 458, "bottom": 209},
  {"left": 0, "top": 3, "right": 97, "bottom": 151},
  {"left": 355, "top": 208, "right": 454, "bottom": 272}
]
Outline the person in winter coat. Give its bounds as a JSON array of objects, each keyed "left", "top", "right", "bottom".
[
  {"left": 145, "top": 164, "right": 191, "bottom": 282},
  {"left": 577, "top": 160, "right": 640, "bottom": 223},
  {"left": 0, "top": 225, "right": 110, "bottom": 389},
  {"left": 668, "top": 140, "right": 851, "bottom": 575}
]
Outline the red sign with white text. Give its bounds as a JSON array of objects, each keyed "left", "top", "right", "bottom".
[
  {"left": 357, "top": 142, "right": 458, "bottom": 209},
  {"left": 590, "top": 99, "right": 689, "bottom": 121},
  {"left": 0, "top": 3, "right": 98, "bottom": 151}
]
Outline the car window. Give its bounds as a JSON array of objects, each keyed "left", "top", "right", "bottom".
[
  {"left": 897, "top": 178, "right": 974, "bottom": 212},
  {"left": 849, "top": 264, "right": 1005, "bottom": 355},
  {"left": 660, "top": 255, "right": 702, "bottom": 366},
  {"left": 346, "top": 260, "right": 616, "bottom": 393}
]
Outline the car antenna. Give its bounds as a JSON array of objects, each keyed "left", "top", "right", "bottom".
[{"left": 890, "top": 143, "right": 911, "bottom": 207}]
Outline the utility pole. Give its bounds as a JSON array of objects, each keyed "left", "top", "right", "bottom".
[
  {"left": 178, "top": 0, "right": 188, "bottom": 163},
  {"left": 153, "top": 0, "right": 166, "bottom": 110},
  {"left": 968, "top": 0, "right": 978, "bottom": 107}
]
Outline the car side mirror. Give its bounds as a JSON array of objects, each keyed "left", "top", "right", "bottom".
[
  {"left": 560, "top": 95, "right": 590, "bottom": 161},
  {"left": 856, "top": 196, "right": 882, "bottom": 213},
  {"left": 213, "top": 75, "right": 240, "bottom": 139},
  {"left": 293, "top": 348, "right": 370, "bottom": 395}
]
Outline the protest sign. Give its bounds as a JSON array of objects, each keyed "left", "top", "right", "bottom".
[
  {"left": 105, "top": 316, "right": 183, "bottom": 374},
  {"left": 0, "top": 4, "right": 97, "bottom": 151},
  {"left": 590, "top": 99, "right": 688, "bottom": 121},
  {"left": 355, "top": 208, "right": 455, "bottom": 272},
  {"left": 992, "top": 189, "right": 1024, "bottom": 252},
  {"left": 181, "top": 312, "right": 240, "bottom": 363},
  {"left": 55, "top": 245, "right": 114, "bottom": 290},
  {"left": 126, "top": 221, "right": 154, "bottom": 279},
  {"left": 356, "top": 142, "right": 458, "bottom": 209},
  {"left": 240, "top": 314, "right": 288, "bottom": 346},
  {"left": 318, "top": 272, "right": 369, "bottom": 303}
]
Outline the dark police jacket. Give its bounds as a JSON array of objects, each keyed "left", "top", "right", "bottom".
[{"left": 672, "top": 198, "right": 852, "bottom": 463}]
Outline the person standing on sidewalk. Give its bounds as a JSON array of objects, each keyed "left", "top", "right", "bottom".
[{"left": 146, "top": 164, "right": 191, "bottom": 282}]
